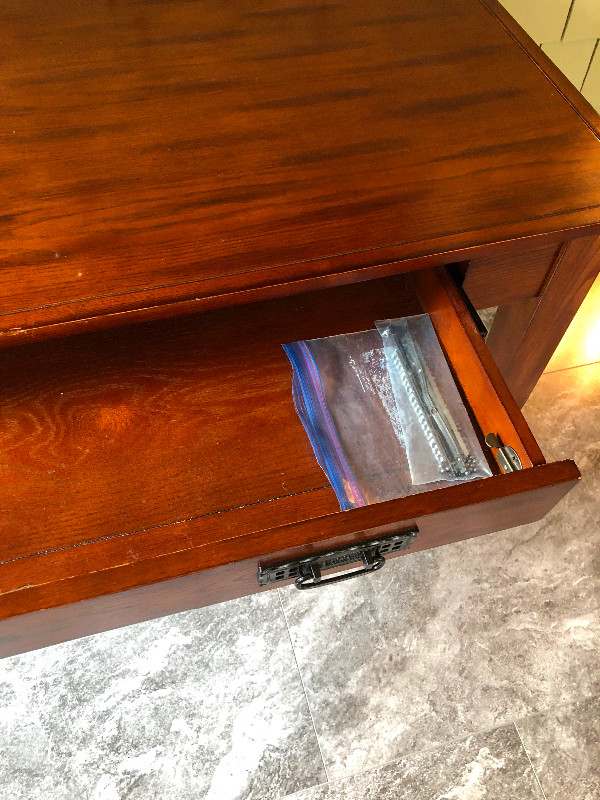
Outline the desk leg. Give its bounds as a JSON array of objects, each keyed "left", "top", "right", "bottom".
[{"left": 486, "top": 235, "right": 600, "bottom": 407}]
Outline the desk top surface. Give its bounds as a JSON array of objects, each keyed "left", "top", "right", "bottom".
[{"left": 2, "top": 0, "right": 600, "bottom": 340}]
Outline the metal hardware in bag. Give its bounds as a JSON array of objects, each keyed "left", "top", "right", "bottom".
[{"left": 485, "top": 433, "right": 522, "bottom": 473}]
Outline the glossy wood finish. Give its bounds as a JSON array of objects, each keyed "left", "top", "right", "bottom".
[
  {"left": 487, "top": 235, "right": 600, "bottom": 405},
  {"left": 0, "top": 276, "right": 417, "bottom": 564},
  {"left": 475, "top": 0, "right": 600, "bottom": 403},
  {"left": 0, "top": 267, "right": 581, "bottom": 655},
  {"left": 481, "top": 0, "right": 600, "bottom": 137},
  {"left": 0, "top": 463, "right": 580, "bottom": 658},
  {"left": 0, "top": 0, "right": 597, "bottom": 656},
  {"left": 2, "top": 0, "right": 600, "bottom": 344},
  {"left": 463, "top": 240, "right": 561, "bottom": 309},
  {"left": 413, "top": 266, "right": 544, "bottom": 469}
]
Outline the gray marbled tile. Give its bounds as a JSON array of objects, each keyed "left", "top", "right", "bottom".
[
  {"left": 282, "top": 725, "right": 542, "bottom": 800},
  {"left": 517, "top": 695, "right": 600, "bottom": 800},
  {"left": 0, "top": 593, "right": 326, "bottom": 800},
  {"left": 279, "top": 484, "right": 600, "bottom": 779},
  {"left": 477, "top": 305, "right": 497, "bottom": 334},
  {"left": 524, "top": 361, "right": 600, "bottom": 526}
]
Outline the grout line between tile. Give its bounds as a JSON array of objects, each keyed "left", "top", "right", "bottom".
[
  {"left": 271, "top": 688, "right": 600, "bottom": 800},
  {"left": 581, "top": 39, "right": 600, "bottom": 90},
  {"left": 325, "top": 719, "right": 545, "bottom": 789},
  {"left": 277, "top": 588, "right": 331, "bottom": 787},
  {"left": 281, "top": 717, "right": 559, "bottom": 794},
  {"left": 510, "top": 688, "right": 600, "bottom": 732},
  {"left": 561, "top": 0, "right": 577, "bottom": 41},
  {"left": 270, "top": 680, "right": 600, "bottom": 797},
  {"left": 581, "top": 488, "right": 600, "bottom": 532},
  {"left": 514, "top": 721, "right": 549, "bottom": 800},
  {"left": 337, "top": 684, "right": 600, "bottom": 789},
  {"left": 542, "top": 358, "right": 600, "bottom": 376}
]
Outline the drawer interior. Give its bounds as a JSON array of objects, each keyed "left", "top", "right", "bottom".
[
  {"left": 0, "top": 269, "right": 533, "bottom": 560},
  {"left": 0, "top": 267, "right": 579, "bottom": 645},
  {"left": 0, "top": 274, "right": 424, "bottom": 563}
]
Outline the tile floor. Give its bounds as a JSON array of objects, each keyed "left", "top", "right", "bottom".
[
  {"left": 1, "top": 360, "right": 599, "bottom": 798},
  {"left": 3, "top": 2, "right": 600, "bottom": 796}
]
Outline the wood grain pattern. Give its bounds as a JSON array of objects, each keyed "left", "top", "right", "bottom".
[
  {"left": 1, "top": 0, "right": 600, "bottom": 341},
  {"left": 0, "top": 460, "right": 579, "bottom": 657},
  {"left": 479, "top": 0, "right": 600, "bottom": 138},
  {"left": 0, "top": 230, "right": 580, "bottom": 350},
  {"left": 463, "top": 240, "right": 561, "bottom": 308},
  {"left": 0, "top": 275, "right": 422, "bottom": 564},
  {"left": 1, "top": 0, "right": 594, "bottom": 652},
  {"left": 0, "top": 463, "right": 580, "bottom": 620},
  {"left": 0, "top": 266, "right": 580, "bottom": 656},
  {"left": 412, "top": 266, "right": 545, "bottom": 468}
]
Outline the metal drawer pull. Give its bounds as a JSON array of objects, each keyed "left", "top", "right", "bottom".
[
  {"left": 257, "top": 527, "right": 418, "bottom": 589},
  {"left": 294, "top": 548, "right": 384, "bottom": 589}
]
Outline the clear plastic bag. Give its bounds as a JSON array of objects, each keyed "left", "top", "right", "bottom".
[
  {"left": 283, "top": 314, "right": 491, "bottom": 511},
  {"left": 375, "top": 315, "right": 491, "bottom": 487},
  {"left": 283, "top": 330, "right": 411, "bottom": 509}
]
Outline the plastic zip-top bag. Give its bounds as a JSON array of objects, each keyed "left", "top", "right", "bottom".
[
  {"left": 283, "top": 314, "right": 491, "bottom": 511},
  {"left": 375, "top": 315, "right": 491, "bottom": 487},
  {"left": 283, "top": 330, "right": 412, "bottom": 509}
]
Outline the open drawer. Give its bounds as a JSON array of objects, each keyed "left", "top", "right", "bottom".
[{"left": 0, "top": 266, "right": 579, "bottom": 657}]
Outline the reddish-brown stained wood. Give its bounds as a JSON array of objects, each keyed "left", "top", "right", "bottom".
[
  {"left": 1, "top": 0, "right": 600, "bottom": 342},
  {"left": 0, "top": 459, "right": 578, "bottom": 619},
  {"left": 479, "top": 0, "right": 600, "bottom": 137},
  {"left": 0, "top": 0, "right": 594, "bottom": 655},
  {"left": 463, "top": 240, "right": 561, "bottom": 309},
  {"left": 0, "top": 275, "right": 421, "bottom": 564},
  {"left": 0, "top": 230, "right": 581, "bottom": 350},
  {"left": 411, "top": 267, "right": 545, "bottom": 468},
  {"left": 0, "top": 267, "right": 581, "bottom": 655},
  {"left": 487, "top": 235, "right": 600, "bottom": 405},
  {"left": 0, "top": 460, "right": 579, "bottom": 658}
]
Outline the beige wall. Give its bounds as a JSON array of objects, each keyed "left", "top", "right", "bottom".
[{"left": 499, "top": 0, "right": 600, "bottom": 109}]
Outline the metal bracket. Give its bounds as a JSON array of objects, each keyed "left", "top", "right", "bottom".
[
  {"left": 485, "top": 433, "right": 522, "bottom": 473},
  {"left": 257, "top": 527, "right": 419, "bottom": 589}
]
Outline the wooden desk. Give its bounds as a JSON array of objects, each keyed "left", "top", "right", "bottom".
[{"left": 0, "top": 0, "right": 597, "bottom": 656}]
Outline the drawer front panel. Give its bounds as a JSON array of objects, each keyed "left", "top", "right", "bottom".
[
  {"left": 0, "top": 267, "right": 580, "bottom": 657},
  {"left": 0, "top": 461, "right": 578, "bottom": 658},
  {"left": 463, "top": 240, "right": 561, "bottom": 308}
]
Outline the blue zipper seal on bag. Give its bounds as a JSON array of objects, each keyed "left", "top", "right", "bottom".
[{"left": 283, "top": 341, "right": 366, "bottom": 510}]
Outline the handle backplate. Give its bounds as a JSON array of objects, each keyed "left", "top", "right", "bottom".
[{"left": 257, "top": 527, "right": 418, "bottom": 589}]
